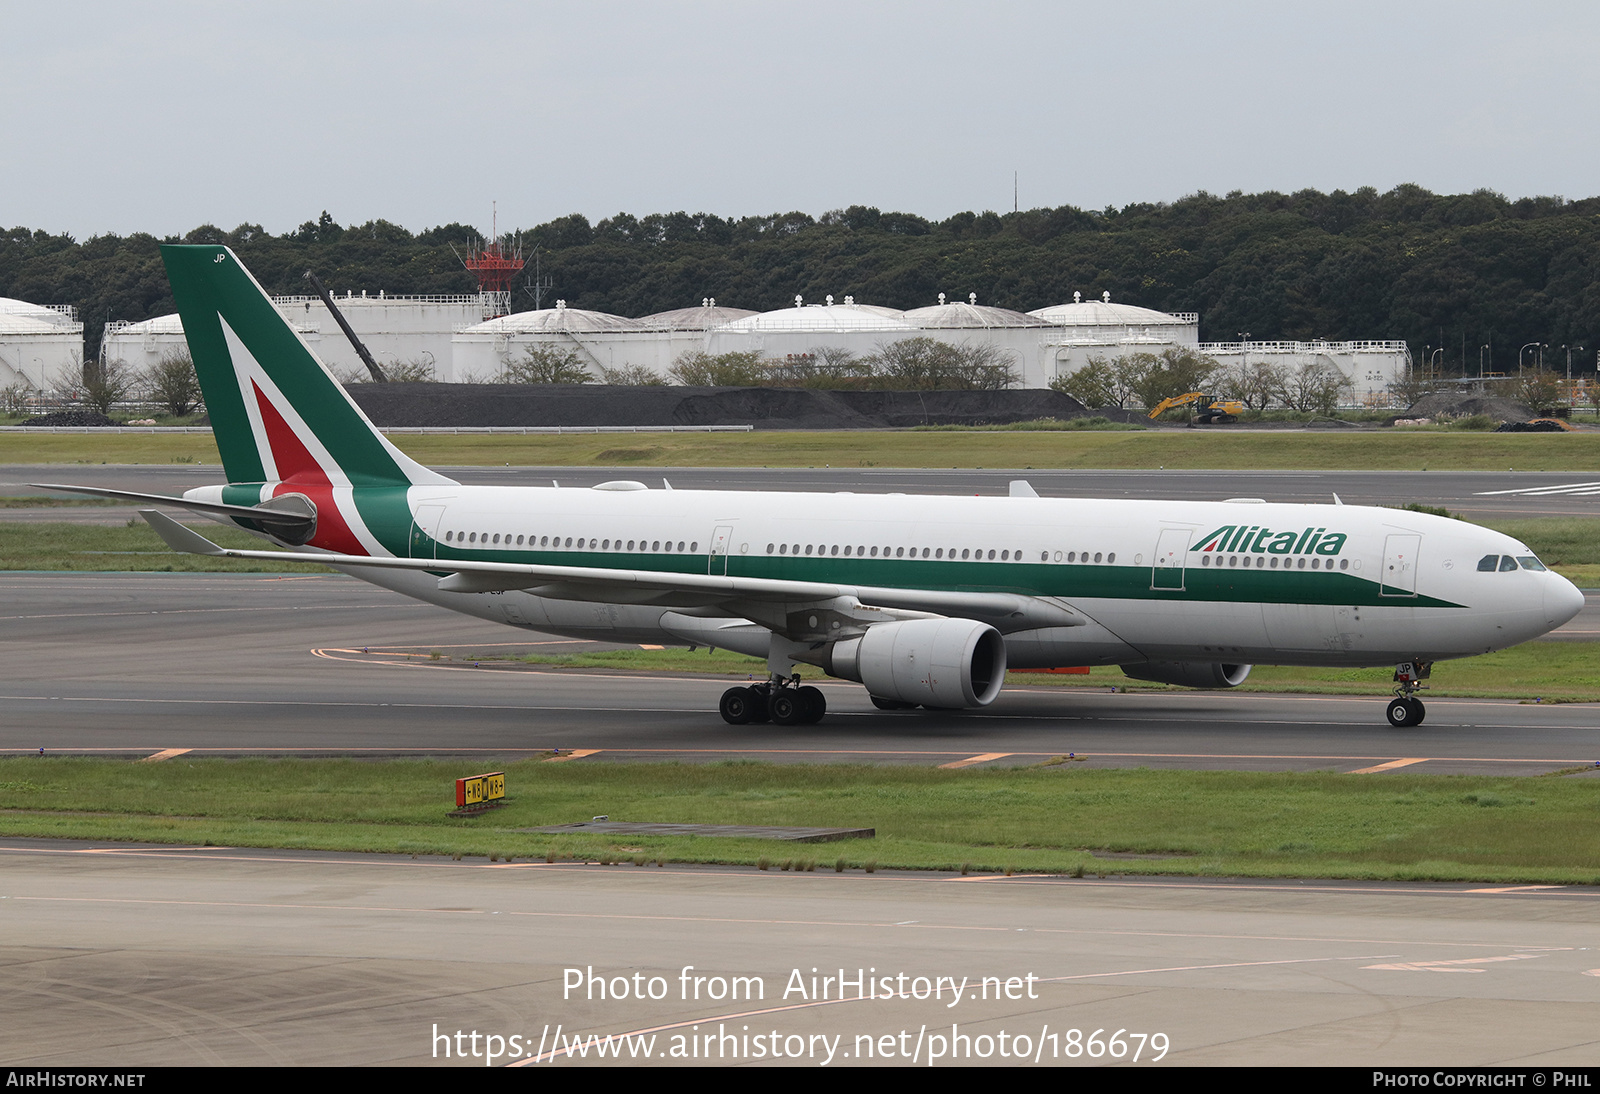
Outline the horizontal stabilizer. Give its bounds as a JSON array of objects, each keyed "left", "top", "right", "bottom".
[{"left": 34, "top": 483, "right": 315, "bottom": 531}]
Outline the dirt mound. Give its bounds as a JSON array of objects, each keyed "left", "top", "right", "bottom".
[
  {"left": 345, "top": 383, "right": 1113, "bottom": 430},
  {"left": 1406, "top": 392, "right": 1533, "bottom": 423},
  {"left": 20, "top": 410, "right": 117, "bottom": 427}
]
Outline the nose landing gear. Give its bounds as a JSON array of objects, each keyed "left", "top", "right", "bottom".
[
  {"left": 719, "top": 676, "right": 826, "bottom": 726},
  {"left": 1386, "top": 660, "right": 1431, "bottom": 727}
]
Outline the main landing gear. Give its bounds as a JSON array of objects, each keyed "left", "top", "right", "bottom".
[
  {"left": 1385, "top": 660, "right": 1431, "bottom": 727},
  {"left": 719, "top": 676, "right": 826, "bottom": 726}
]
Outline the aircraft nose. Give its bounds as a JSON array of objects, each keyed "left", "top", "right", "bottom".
[{"left": 1545, "top": 575, "right": 1586, "bottom": 630}]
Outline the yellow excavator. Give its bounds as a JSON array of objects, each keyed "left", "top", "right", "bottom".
[{"left": 1147, "top": 392, "right": 1245, "bottom": 424}]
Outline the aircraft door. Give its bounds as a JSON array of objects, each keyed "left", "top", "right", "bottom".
[
  {"left": 1150, "top": 527, "right": 1191, "bottom": 591},
  {"left": 708, "top": 525, "right": 734, "bottom": 575},
  {"left": 411, "top": 504, "right": 447, "bottom": 559},
  {"left": 1381, "top": 534, "right": 1421, "bottom": 597}
]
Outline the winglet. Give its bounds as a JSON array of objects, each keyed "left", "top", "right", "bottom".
[
  {"left": 1009, "top": 479, "right": 1040, "bottom": 498},
  {"left": 139, "top": 509, "right": 229, "bottom": 557}
]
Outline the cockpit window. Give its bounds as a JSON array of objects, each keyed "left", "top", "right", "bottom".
[
  {"left": 1518, "top": 556, "right": 1548, "bottom": 572},
  {"left": 1499, "top": 556, "right": 1520, "bottom": 572},
  {"left": 1478, "top": 555, "right": 1499, "bottom": 572}
]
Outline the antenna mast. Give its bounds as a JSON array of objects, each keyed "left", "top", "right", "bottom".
[{"left": 460, "top": 202, "right": 525, "bottom": 318}]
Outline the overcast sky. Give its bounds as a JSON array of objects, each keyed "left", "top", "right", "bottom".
[{"left": 5, "top": 0, "right": 1598, "bottom": 238}]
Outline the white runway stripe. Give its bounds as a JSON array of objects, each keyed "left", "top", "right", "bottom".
[{"left": 1475, "top": 481, "right": 1600, "bottom": 496}]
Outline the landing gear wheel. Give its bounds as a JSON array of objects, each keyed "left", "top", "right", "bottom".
[
  {"left": 1386, "top": 697, "right": 1425, "bottom": 727},
  {"left": 796, "top": 685, "right": 825, "bottom": 724},
  {"left": 769, "top": 690, "right": 805, "bottom": 726},
  {"left": 720, "top": 685, "right": 770, "bottom": 725},
  {"left": 720, "top": 686, "right": 757, "bottom": 725}
]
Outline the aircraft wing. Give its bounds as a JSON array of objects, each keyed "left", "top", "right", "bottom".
[{"left": 139, "top": 509, "right": 1082, "bottom": 632}]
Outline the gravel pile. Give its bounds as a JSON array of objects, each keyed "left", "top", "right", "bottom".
[
  {"left": 1405, "top": 392, "right": 1534, "bottom": 423},
  {"left": 20, "top": 410, "right": 118, "bottom": 427},
  {"left": 345, "top": 383, "right": 1120, "bottom": 430}
]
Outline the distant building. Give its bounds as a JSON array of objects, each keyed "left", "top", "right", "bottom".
[
  {"left": 0, "top": 297, "right": 84, "bottom": 390},
  {"left": 103, "top": 292, "right": 491, "bottom": 381},
  {"left": 100, "top": 282, "right": 1412, "bottom": 404},
  {"left": 1198, "top": 339, "right": 1413, "bottom": 405},
  {"left": 1030, "top": 292, "right": 1201, "bottom": 382}
]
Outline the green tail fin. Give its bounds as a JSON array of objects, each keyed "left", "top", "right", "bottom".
[{"left": 160, "top": 244, "right": 450, "bottom": 488}]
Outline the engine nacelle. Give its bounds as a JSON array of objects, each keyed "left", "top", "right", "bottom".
[
  {"left": 1120, "top": 661, "right": 1252, "bottom": 688},
  {"left": 827, "top": 618, "right": 1006, "bottom": 708}
]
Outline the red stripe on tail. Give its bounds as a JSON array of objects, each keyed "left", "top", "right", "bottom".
[{"left": 253, "top": 380, "right": 369, "bottom": 556}]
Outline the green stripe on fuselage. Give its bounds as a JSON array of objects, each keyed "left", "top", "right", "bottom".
[{"left": 423, "top": 542, "right": 1462, "bottom": 609}]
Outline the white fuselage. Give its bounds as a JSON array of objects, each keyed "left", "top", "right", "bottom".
[{"left": 244, "top": 482, "right": 1582, "bottom": 672}]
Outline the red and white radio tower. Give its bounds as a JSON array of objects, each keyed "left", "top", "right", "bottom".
[{"left": 462, "top": 204, "right": 524, "bottom": 318}]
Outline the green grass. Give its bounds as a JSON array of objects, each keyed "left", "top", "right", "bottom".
[
  {"left": 0, "top": 521, "right": 329, "bottom": 572},
  {"left": 6, "top": 428, "right": 1600, "bottom": 470},
  {"left": 0, "top": 496, "right": 119, "bottom": 509},
  {"left": 4, "top": 758, "right": 1600, "bottom": 883}
]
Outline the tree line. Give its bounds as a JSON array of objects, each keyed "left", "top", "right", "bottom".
[{"left": 4, "top": 185, "right": 1599, "bottom": 375}]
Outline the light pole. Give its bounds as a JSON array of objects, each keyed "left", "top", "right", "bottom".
[
  {"left": 1479, "top": 344, "right": 1489, "bottom": 382},
  {"left": 1520, "top": 342, "right": 1540, "bottom": 373},
  {"left": 1429, "top": 348, "right": 1444, "bottom": 378}
]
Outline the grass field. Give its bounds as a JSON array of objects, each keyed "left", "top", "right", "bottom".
[
  {"left": 0, "top": 521, "right": 329, "bottom": 572},
  {"left": 3, "top": 758, "right": 1599, "bottom": 883},
  {"left": 8, "top": 428, "right": 1600, "bottom": 470}
]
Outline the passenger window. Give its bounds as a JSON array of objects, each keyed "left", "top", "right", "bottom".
[
  {"left": 1477, "top": 555, "right": 1498, "bottom": 571},
  {"left": 1499, "top": 556, "right": 1519, "bottom": 572}
]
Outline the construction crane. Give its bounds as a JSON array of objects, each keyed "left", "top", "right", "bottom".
[{"left": 1147, "top": 392, "right": 1245, "bottom": 425}]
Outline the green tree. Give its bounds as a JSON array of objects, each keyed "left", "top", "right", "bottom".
[
  {"left": 1279, "top": 360, "right": 1353, "bottom": 413},
  {"left": 502, "top": 345, "right": 593, "bottom": 384},
  {"left": 1049, "top": 358, "right": 1118, "bottom": 408},
  {"left": 144, "top": 351, "right": 203, "bottom": 417},
  {"left": 1514, "top": 368, "right": 1567, "bottom": 414},
  {"left": 599, "top": 363, "right": 668, "bottom": 385},
  {"left": 668, "top": 350, "right": 768, "bottom": 386},
  {"left": 865, "top": 337, "right": 1017, "bottom": 390}
]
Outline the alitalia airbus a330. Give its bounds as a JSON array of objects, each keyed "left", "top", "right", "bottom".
[{"left": 44, "top": 245, "right": 1585, "bottom": 728}]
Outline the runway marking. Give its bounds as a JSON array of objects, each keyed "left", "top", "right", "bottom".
[
  {"left": 1462, "top": 885, "right": 1565, "bottom": 894},
  {"left": 544, "top": 749, "right": 601, "bottom": 763},
  {"left": 1476, "top": 482, "right": 1600, "bottom": 496},
  {"left": 139, "top": 748, "right": 192, "bottom": 762},
  {"left": 1349, "top": 758, "right": 1430, "bottom": 773},
  {"left": 938, "top": 752, "right": 1013, "bottom": 769},
  {"left": 1363, "top": 953, "right": 1547, "bottom": 972}
]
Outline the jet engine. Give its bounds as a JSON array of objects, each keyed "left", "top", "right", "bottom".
[
  {"left": 826, "top": 618, "right": 1006, "bottom": 708},
  {"left": 1119, "top": 661, "right": 1252, "bottom": 688}
]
